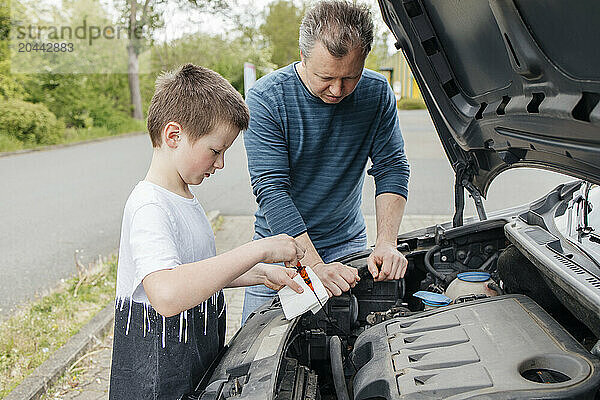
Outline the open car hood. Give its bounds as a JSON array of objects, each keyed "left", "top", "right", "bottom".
[{"left": 378, "top": 0, "right": 600, "bottom": 197}]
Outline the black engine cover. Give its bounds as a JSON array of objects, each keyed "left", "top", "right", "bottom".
[{"left": 350, "top": 295, "right": 600, "bottom": 399}]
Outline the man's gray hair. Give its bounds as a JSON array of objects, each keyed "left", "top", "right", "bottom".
[{"left": 299, "top": 1, "right": 374, "bottom": 59}]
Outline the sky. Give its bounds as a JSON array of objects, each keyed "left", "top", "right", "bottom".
[
  {"left": 17, "top": 0, "right": 392, "bottom": 49},
  {"left": 152, "top": 0, "right": 389, "bottom": 43},
  {"left": 95, "top": 0, "right": 300, "bottom": 43}
]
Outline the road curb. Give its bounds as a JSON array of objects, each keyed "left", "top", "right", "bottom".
[
  {"left": 6, "top": 211, "right": 221, "bottom": 400},
  {"left": 0, "top": 131, "right": 145, "bottom": 158},
  {"left": 5, "top": 304, "right": 114, "bottom": 400}
]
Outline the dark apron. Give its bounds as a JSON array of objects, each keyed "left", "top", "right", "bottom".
[{"left": 109, "top": 292, "right": 226, "bottom": 399}]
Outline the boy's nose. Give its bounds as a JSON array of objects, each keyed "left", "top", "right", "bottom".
[{"left": 214, "top": 154, "right": 225, "bottom": 169}]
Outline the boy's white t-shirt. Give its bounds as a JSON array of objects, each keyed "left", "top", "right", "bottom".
[{"left": 116, "top": 180, "right": 216, "bottom": 304}]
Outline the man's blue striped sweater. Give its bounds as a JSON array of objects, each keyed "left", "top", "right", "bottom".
[{"left": 243, "top": 62, "right": 410, "bottom": 250}]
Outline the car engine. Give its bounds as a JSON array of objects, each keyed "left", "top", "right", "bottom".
[
  {"left": 351, "top": 295, "right": 596, "bottom": 399},
  {"left": 185, "top": 189, "right": 600, "bottom": 400},
  {"left": 274, "top": 214, "right": 600, "bottom": 400}
]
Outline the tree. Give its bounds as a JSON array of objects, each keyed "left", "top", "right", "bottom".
[
  {"left": 122, "top": 0, "right": 226, "bottom": 120},
  {"left": 149, "top": 31, "right": 274, "bottom": 96},
  {"left": 260, "top": 0, "right": 304, "bottom": 68},
  {"left": 365, "top": 29, "right": 392, "bottom": 72},
  {"left": 0, "top": 0, "right": 27, "bottom": 99}
]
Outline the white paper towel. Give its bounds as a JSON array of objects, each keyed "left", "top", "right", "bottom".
[{"left": 278, "top": 265, "right": 329, "bottom": 320}]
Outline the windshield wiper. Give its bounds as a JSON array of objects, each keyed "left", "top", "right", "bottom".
[{"left": 576, "top": 181, "right": 594, "bottom": 242}]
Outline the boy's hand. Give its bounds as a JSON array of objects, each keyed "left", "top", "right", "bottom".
[
  {"left": 258, "top": 234, "right": 306, "bottom": 266},
  {"left": 261, "top": 264, "right": 304, "bottom": 293}
]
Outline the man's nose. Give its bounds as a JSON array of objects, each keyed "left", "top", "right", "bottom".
[{"left": 329, "top": 80, "right": 343, "bottom": 96}]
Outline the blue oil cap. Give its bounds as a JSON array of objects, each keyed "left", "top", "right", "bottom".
[
  {"left": 413, "top": 291, "right": 451, "bottom": 306},
  {"left": 422, "top": 299, "right": 450, "bottom": 308},
  {"left": 457, "top": 271, "right": 491, "bottom": 282}
]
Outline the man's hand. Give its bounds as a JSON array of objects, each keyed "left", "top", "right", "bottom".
[
  {"left": 371, "top": 193, "right": 407, "bottom": 281},
  {"left": 312, "top": 262, "right": 360, "bottom": 297},
  {"left": 367, "top": 242, "right": 408, "bottom": 281},
  {"left": 261, "top": 264, "right": 304, "bottom": 294}
]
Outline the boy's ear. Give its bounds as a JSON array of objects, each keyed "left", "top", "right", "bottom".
[{"left": 163, "top": 122, "right": 182, "bottom": 149}]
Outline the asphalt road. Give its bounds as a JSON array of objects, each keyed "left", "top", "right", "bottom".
[{"left": 0, "top": 110, "right": 571, "bottom": 318}]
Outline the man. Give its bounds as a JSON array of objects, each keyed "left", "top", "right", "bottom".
[{"left": 242, "top": 0, "right": 410, "bottom": 324}]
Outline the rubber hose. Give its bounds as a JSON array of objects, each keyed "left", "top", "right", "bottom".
[
  {"left": 424, "top": 245, "right": 446, "bottom": 281},
  {"left": 479, "top": 252, "right": 499, "bottom": 271},
  {"left": 487, "top": 282, "right": 505, "bottom": 295},
  {"left": 329, "top": 336, "right": 350, "bottom": 400}
]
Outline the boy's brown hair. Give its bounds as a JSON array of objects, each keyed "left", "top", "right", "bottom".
[{"left": 147, "top": 64, "right": 249, "bottom": 148}]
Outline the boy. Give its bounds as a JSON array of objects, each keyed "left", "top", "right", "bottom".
[{"left": 109, "top": 64, "right": 305, "bottom": 399}]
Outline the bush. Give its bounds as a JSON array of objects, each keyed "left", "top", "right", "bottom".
[
  {"left": 0, "top": 133, "right": 24, "bottom": 152},
  {"left": 23, "top": 73, "right": 133, "bottom": 130},
  {"left": 397, "top": 97, "right": 427, "bottom": 110},
  {"left": 0, "top": 100, "right": 65, "bottom": 145},
  {"left": 148, "top": 32, "right": 275, "bottom": 97}
]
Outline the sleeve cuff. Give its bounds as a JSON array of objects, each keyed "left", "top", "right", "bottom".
[
  {"left": 374, "top": 179, "right": 409, "bottom": 200},
  {"left": 375, "top": 190, "right": 408, "bottom": 200}
]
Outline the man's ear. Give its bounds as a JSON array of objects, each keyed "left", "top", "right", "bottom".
[
  {"left": 299, "top": 49, "right": 306, "bottom": 66},
  {"left": 163, "top": 122, "right": 182, "bottom": 149}
]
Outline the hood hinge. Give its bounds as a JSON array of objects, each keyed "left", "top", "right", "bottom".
[{"left": 453, "top": 161, "right": 487, "bottom": 227}]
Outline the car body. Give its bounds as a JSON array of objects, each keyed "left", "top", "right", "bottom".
[{"left": 183, "top": 1, "right": 600, "bottom": 398}]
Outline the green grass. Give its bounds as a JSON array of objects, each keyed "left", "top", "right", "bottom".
[
  {"left": 397, "top": 97, "right": 427, "bottom": 110},
  {"left": 0, "top": 256, "right": 118, "bottom": 398},
  {"left": 0, "top": 118, "right": 146, "bottom": 153},
  {"left": 63, "top": 119, "right": 146, "bottom": 145},
  {"left": 212, "top": 215, "right": 224, "bottom": 232}
]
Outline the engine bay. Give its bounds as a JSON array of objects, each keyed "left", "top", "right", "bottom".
[
  {"left": 186, "top": 185, "right": 600, "bottom": 400},
  {"left": 272, "top": 213, "right": 600, "bottom": 399}
]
